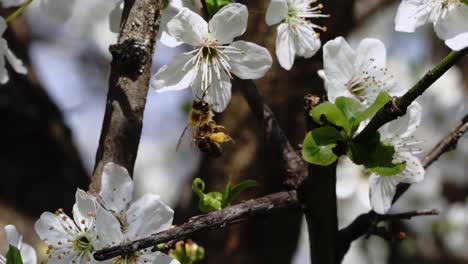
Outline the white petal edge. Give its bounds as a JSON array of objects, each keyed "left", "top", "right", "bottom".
[
  {"left": 125, "top": 194, "right": 174, "bottom": 241},
  {"left": 380, "top": 102, "right": 422, "bottom": 139},
  {"left": 192, "top": 69, "right": 232, "bottom": 112},
  {"left": 93, "top": 206, "right": 124, "bottom": 250},
  {"left": 394, "top": 0, "right": 432, "bottom": 32},
  {"left": 369, "top": 174, "right": 401, "bottom": 214},
  {"left": 275, "top": 23, "right": 296, "bottom": 71},
  {"left": 99, "top": 162, "right": 134, "bottom": 214},
  {"left": 167, "top": 7, "right": 207, "bottom": 46},
  {"left": 265, "top": 0, "right": 288, "bottom": 26},
  {"left": 355, "top": 38, "right": 387, "bottom": 70},
  {"left": 151, "top": 52, "right": 194, "bottom": 92},
  {"left": 434, "top": 5, "right": 468, "bottom": 51},
  {"left": 209, "top": 3, "right": 248, "bottom": 45},
  {"left": 229, "top": 40, "right": 272, "bottom": 79},
  {"left": 73, "top": 189, "right": 96, "bottom": 232}
]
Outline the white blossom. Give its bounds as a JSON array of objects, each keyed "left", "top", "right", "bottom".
[
  {"left": 265, "top": 0, "right": 328, "bottom": 70},
  {"left": 1, "top": 225, "right": 37, "bottom": 264},
  {"left": 151, "top": 4, "right": 272, "bottom": 112},
  {"left": 369, "top": 102, "right": 425, "bottom": 214},
  {"left": 0, "top": 17, "right": 27, "bottom": 84},
  {"left": 35, "top": 189, "right": 97, "bottom": 264},
  {"left": 395, "top": 0, "right": 468, "bottom": 51},
  {"left": 94, "top": 162, "right": 179, "bottom": 264},
  {"left": 109, "top": 0, "right": 200, "bottom": 47},
  {"left": 318, "top": 37, "right": 405, "bottom": 106}
]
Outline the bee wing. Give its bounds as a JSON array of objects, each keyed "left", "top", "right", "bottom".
[{"left": 176, "top": 125, "right": 191, "bottom": 152}]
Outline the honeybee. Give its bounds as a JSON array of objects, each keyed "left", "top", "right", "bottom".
[{"left": 177, "top": 99, "right": 232, "bottom": 157}]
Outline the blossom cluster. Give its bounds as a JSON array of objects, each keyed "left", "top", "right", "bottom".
[{"left": 32, "top": 162, "right": 178, "bottom": 264}]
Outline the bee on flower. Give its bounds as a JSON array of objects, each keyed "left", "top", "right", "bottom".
[{"left": 151, "top": 3, "right": 273, "bottom": 112}]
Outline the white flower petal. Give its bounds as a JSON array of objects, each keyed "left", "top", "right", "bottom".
[
  {"left": 209, "top": 3, "right": 248, "bottom": 45},
  {"left": 395, "top": 0, "right": 432, "bottom": 32},
  {"left": 434, "top": 5, "right": 468, "bottom": 51},
  {"left": 336, "top": 157, "right": 362, "bottom": 199},
  {"left": 265, "top": 0, "right": 288, "bottom": 26},
  {"left": 0, "top": 18, "right": 6, "bottom": 35},
  {"left": 167, "top": 7, "right": 207, "bottom": 46},
  {"left": 94, "top": 206, "right": 124, "bottom": 249},
  {"left": 151, "top": 53, "right": 194, "bottom": 92},
  {"left": 20, "top": 243, "right": 37, "bottom": 264},
  {"left": 192, "top": 69, "right": 232, "bottom": 112},
  {"left": 293, "top": 23, "right": 321, "bottom": 59},
  {"left": 399, "top": 152, "right": 425, "bottom": 184},
  {"left": 0, "top": 39, "right": 27, "bottom": 76},
  {"left": 40, "top": 0, "right": 76, "bottom": 22},
  {"left": 322, "top": 37, "right": 356, "bottom": 102},
  {"left": 158, "top": 0, "right": 192, "bottom": 47},
  {"left": 369, "top": 174, "right": 401, "bottom": 214},
  {"left": 380, "top": 102, "right": 422, "bottom": 139},
  {"left": 4, "top": 225, "right": 20, "bottom": 246},
  {"left": 126, "top": 194, "right": 174, "bottom": 241},
  {"left": 35, "top": 212, "right": 74, "bottom": 246},
  {"left": 229, "top": 40, "right": 272, "bottom": 79},
  {"left": 99, "top": 162, "right": 133, "bottom": 214},
  {"left": 355, "top": 38, "right": 386, "bottom": 70},
  {"left": 275, "top": 23, "right": 296, "bottom": 71},
  {"left": 72, "top": 189, "right": 96, "bottom": 232}
]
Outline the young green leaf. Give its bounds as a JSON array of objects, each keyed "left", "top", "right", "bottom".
[
  {"left": 302, "top": 126, "right": 343, "bottom": 166},
  {"left": 222, "top": 179, "right": 257, "bottom": 207},
  {"left": 335, "top": 96, "right": 362, "bottom": 122},
  {"left": 206, "top": 0, "right": 232, "bottom": 18},
  {"left": 352, "top": 92, "right": 391, "bottom": 127},
  {"left": 6, "top": 245, "right": 23, "bottom": 264},
  {"left": 311, "top": 102, "right": 351, "bottom": 135},
  {"left": 463, "top": 0, "right": 468, "bottom": 5},
  {"left": 347, "top": 132, "right": 406, "bottom": 176},
  {"left": 192, "top": 178, "right": 222, "bottom": 212}
]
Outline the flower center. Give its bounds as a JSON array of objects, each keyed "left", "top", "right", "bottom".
[
  {"left": 287, "top": 1, "right": 329, "bottom": 33},
  {"left": 73, "top": 234, "right": 94, "bottom": 253},
  {"left": 182, "top": 36, "right": 243, "bottom": 97},
  {"left": 344, "top": 58, "right": 395, "bottom": 104}
]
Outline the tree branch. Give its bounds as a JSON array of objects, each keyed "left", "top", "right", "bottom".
[
  {"left": 337, "top": 113, "right": 468, "bottom": 261},
  {"left": 89, "top": 0, "right": 163, "bottom": 193},
  {"left": 94, "top": 190, "right": 300, "bottom": 260},
  {"left": 236, "top": 79, "right": 308, "bottom": 189},
  {"left": 354, "top": 47, "right": 468, "bottom": 143}
]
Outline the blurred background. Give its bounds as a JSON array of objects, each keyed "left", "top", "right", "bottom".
[{"left": 0, "top": 0, "right": 467, "bottom": 263}]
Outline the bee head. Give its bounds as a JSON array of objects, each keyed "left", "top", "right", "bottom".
[{"left": 193, "top": 100, "right": 210, "bottom": 113}]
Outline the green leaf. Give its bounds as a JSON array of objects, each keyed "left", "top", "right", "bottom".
[
  {"left": 335, "top": 96, "right": 363, "bottom": 121},
  {"left": 352, "top": 92, "right": 391, "bottom": 127},
  {"left": 311, "top": 102, "right": 351, "bottom": 135},
  {"left": 192, "top": 178, "right": 222, "bottom": 212},
  {"left": 206, "top": 0, "right": 232, "bottom": 18},
  {"left": 462, "top": 0, "right": 468, "bottom": 5},
  {"left": 6, "top": 245, "right": 23, "bottom": 264},
  {"left": 222, "top": 180, "right": 257, "bottom": 207},
  {"left": 302, "top": 126, "right": 343, "bottom": 166},
  {"left": 347, "top": 132, "right": 406, "bottom": 176}
]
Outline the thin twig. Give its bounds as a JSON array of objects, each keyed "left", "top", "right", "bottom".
[
  {"left": 354, "top": 48, "right": 468, "bottom": 143},
  {"left": 337, "top": 114, "right": 468, "bottom": 261},
  {"left": 237, "top": 79, "right": 308, "bottom": 189},
  {"left": 377, "top": 209, "right": 439, "bottom": 221},
  {"left": 89, "top": 0, "right": 163, "bottom": 193},
  {"left": 93, "top": 190, "right": 300, "bottom": 260}
]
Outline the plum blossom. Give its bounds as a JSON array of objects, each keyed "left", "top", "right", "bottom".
[
  {"left": 35, "top": 189, "right": 97, "bottom": 264},
  {"left": 395, "top": 0, "right": 468, "bottom": 51},
  {"left": 265, "top": 0, "right": 329, "bottom": 70},
  {"left": 94, "top": 162, "right": 178, "bottom": 264},
  {"left": 110, "top": 0, "right": 200, "bottom": 47},
  {"left": 318, "top": 37, "right": 405, "bottom": 106},
  {"left": 151, "top": 4, "right": 272, "bottom": 112},
  {"left": 1, "top": 225, "right": 37, "bottom": 264},
  {"left": 0, "top": 17, "right": 27, "bottom": 84},
  {"left": 369, "top": 102, "right": 425, "bottom": 214}
]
